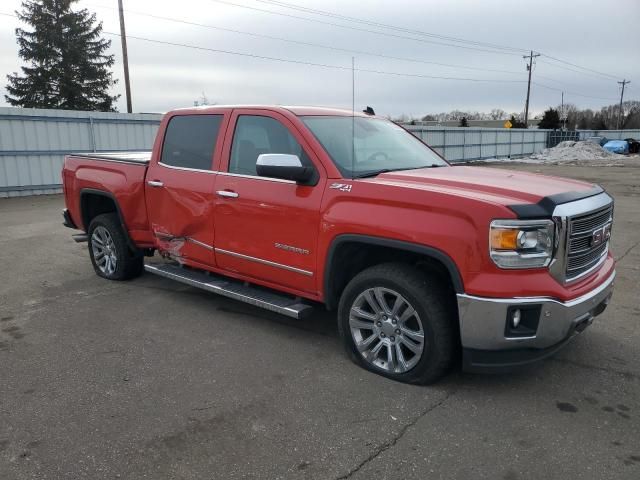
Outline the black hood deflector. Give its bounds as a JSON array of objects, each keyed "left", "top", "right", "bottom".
[{"left": 508, "top": 185, "right": 604, "bottom": 219}]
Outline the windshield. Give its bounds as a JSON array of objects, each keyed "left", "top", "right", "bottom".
[{"left": 301, "top": 116, "right": 448, "bottom": 177}]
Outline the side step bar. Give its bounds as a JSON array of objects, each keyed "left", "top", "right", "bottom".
[
  {"left": 72, "top": 233, "right": 88, "bottom": 243},
  {"left": 144, "top": 263, "right": 314, "bottom": 319}
]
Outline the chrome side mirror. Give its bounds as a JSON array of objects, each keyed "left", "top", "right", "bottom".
[{"left": 256, "top": 154, "right": 314, "bottom": 183}]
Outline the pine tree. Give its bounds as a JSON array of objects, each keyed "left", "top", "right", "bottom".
[
  {"left": 508, "top": 115, "right": 526, "bottom": 129},
  {"left": 538, "top": 108, "right": 560, "bottom": 129},
  {"left": 5, "top": 0, "right": 118, "bottom": 111}
]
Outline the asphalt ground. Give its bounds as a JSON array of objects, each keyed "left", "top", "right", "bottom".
[{"left": 1, "top": 162, "right": 639, "bottom": 480}]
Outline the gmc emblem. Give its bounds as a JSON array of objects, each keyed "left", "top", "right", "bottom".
[{"left": 591, "top": 224, "right": 612, "bottom": 247}]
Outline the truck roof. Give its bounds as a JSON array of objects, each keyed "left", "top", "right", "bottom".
[{"left": 170, "top": 105, "right": 372, "bottom": 117}]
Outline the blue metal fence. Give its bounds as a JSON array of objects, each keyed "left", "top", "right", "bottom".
[
  {"left": 0, "top": 107, "right": 161, "bottom": 197},
  {"left": 1, "top": 107, "right": 638, "bottom": 197}
]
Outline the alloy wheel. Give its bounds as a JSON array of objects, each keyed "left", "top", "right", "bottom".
[
  {"left": 349, "top": 287, "right": 425, "bottom": 374},
  {"left": 91, "top": 226, "right": 118, "bottom": 276}
]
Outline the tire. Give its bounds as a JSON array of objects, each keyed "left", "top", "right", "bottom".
[
  {"left": 337, "top": 263, "right": 457, "bottom": 385},
  {"left": 87, "top": 213, "right": 143, "bottom": 280}
]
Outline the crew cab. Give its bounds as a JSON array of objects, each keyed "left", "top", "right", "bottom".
[{"left": 62, "top": 106, "right": 615, "bottom": 384}]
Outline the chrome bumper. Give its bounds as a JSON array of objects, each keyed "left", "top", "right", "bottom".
[{"left": 457, "top": 271, "right": 615, "bottom": 352}]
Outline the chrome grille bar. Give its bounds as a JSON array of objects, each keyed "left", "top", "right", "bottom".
[{"left": 565, "top": 203, "right": 613, "bottom": 282}]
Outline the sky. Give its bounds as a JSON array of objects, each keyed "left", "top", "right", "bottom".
[{"left": 0, "top": 0, "right": 638, "bottom": 118}]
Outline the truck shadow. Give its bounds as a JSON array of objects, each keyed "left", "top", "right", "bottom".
[{"left": 135, "top": 273, "right": 636, "bottom": 388}]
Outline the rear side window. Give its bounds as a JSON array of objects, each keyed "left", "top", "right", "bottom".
[
  {"left": 161, "top": 115, "right": 222, "bottom": 170},
  {"left": 229, "top": 115, "right": 311, "bottom": 176}
]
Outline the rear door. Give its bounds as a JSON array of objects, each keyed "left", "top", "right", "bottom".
[
  {"left": 212, "top": 110, "right": 326, "bottom": 295},
  {"left": 145, "top": 112, "right": 229, "bottom": 267}
]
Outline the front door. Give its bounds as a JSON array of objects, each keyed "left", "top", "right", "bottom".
[
  {"left": 145, "top": 112, "right": 228, "bottom": 267},
  {"left": 213, "top": 110, "right": 325, "bottom": 294}
]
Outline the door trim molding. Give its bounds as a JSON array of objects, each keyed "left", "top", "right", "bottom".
[
  {"left": 216, "top": 171, "right": 296, "bottom": 184},
  {"left": 154, "top": 232, "right": 214, "bottom": 251},
  {"left": 215, "top": 248, "right": 313, "bottom": 276},
  {"left": 187, "top": 237, "right": 214, "bottom": 251},
  {"left": 158, "top": 161, "right": 217, "bottom": 175}
]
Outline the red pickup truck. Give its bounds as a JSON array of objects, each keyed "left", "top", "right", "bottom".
[{"left": 62, "top": 106, "right": 615, "bottom": 384}]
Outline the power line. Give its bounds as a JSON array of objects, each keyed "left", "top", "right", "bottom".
[
  {"left": 89, "top": 0, "right": 624, "bottom": 98},
  {"left": 101, "top": 31, "right": 529, "bottom": 83},
  {"left": 536, "top": 59, "right": 618, "bottom": 82},
  {"left": 532, "top": 82, "right": 618, "bottom": 102},
  {"left": 205, "top": 0, "right": 526, "bottom": 56},
  {"left": 0, "top": 10, "right": 627, "bottom": 107},
  {"left": 71, "top": 4, "right": 635, "bottom": 101},
  {"left": 86, "top": 3, "right": 525, "bottom": 76},
  {"left": 252, "top": 0, "right": 529, "bottom": 54},
  {"left": 253, "top": 0, "right": 626, "bottom": 83},
  {"left": 539, "top": 54, "right": 620, "bottom": 81}
]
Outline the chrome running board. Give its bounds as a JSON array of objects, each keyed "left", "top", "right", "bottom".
[{"left": 144, "top": 263, "right": 314, "bottom": 319}]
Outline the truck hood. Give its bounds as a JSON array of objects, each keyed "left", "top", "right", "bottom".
[{"left": 368, "top": 165, "right": 598, "bottom": 208}]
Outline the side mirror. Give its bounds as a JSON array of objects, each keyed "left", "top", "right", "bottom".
[{"left": 256, "top": 154, "right": 314, "bottom": 184}]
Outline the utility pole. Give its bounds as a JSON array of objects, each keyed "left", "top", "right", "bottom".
[
  {"left": 616, "top": 79, "right": 630, "bottom": 130},
  {"left": 561, "top": 91, "right": 566, "bottom": 131},
  {"left": 523, "top": 50, "right": 540, "bottom": 128},
  {"left": 118, "top": 0, "right": 133, "bottom": 113}
]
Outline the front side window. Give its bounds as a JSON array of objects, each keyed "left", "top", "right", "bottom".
[
  {"left": 301, "top": 116, "right": 448, "bottom": 178},
  {"left": 229, "top": 115, "right": 311, "bottom": 176},
  {"left": 161, "top": 115, "right": 223, "bottom": 170}
]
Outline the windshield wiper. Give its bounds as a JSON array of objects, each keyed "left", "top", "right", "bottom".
[
  {"left": 354, "top": 168, "right": 394, "bottom": 178},
  {"left": 354, "top": 165, "right": 442, "bottom": 179}
]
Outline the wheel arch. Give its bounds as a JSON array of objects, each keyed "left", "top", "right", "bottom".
[
  {"left": 80, "top": 188, "right": 137, "bottom": 252},
  {"left": 323, "top": 234, "right": 464, "bottom": 310}
]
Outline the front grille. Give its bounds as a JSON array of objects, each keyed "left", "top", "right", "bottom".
[{"left": 566, "top": 204, "right": 613, "bottom": 281}]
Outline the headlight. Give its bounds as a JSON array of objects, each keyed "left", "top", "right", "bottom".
[{"left": 489, "top": 219, "right": 555, "bottom": 269}]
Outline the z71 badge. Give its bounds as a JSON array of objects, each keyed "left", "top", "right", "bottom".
[{"left": 330, "top": 183, "right": 352, "bottom": 192}]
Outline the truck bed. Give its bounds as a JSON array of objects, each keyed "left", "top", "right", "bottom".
[{"left": 62, "top": 151, "right": 154, "bottom": 247}]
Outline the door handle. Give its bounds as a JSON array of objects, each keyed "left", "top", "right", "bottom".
[
  {"left": 216, "top": 190, "right": 239, "bottom": 198},
  {"left": 147, "top": 180, "right": 164, "bottom": 188}
]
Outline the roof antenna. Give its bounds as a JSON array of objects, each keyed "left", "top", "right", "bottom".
[
  {"left": 351, "top": 56, "right": 355, "bottom": 180},
  {"left": 363, "top": 106, "right": 375, "bottom": 115}
]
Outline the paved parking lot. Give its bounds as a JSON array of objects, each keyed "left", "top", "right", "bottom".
[{"left": 1, "top": 163, "right": 639, "bottom": 480}]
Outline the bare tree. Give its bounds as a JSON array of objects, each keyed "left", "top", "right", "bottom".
[{"left": 489, "top": 108, "right": 506, "bottom": 120}]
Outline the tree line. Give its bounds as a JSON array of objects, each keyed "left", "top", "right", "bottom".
[
  {"left": 538, "top": 101, "right": 640, "bottom": 130},
  {"left": 395, "top": 101, "right": 640, "bottom": 130}
]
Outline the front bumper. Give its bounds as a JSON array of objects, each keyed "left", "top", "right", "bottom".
[{"left": 457, "top": 271, "right": 615, "bottom": 372}]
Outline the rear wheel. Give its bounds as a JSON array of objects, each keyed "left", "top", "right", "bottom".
[
  {"left": 338, "top": 263, "right": 456, "bottom": 384},
  {"left": 88, "top": 213, "right": 143, "bottom": 280}
]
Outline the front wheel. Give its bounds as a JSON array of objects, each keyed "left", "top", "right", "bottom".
[
  {"left": 88, "top": 213, "right": 143, "bottom": 280},
  {"left": 337, "top": 263, "right": 457, "bottom": 384}
]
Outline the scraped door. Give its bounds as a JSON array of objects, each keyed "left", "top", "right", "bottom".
[{"left": 145, "top": 113, "right": 228, "bottom": 267}]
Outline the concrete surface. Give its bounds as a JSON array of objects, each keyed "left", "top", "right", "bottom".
[{"left": 0, "top": 163, "right": 638, "bottom": 480}]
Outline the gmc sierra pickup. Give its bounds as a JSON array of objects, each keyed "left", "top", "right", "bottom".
[{"left": 62, "top": 106, "right": 615, "bottom": 384}]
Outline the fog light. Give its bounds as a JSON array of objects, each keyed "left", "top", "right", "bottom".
[
  {"left": 512, "top": 309, "right": 521, "bottom": 328},
  {"left": 505, "top": 305, "right": 540, "bottom": 338}
]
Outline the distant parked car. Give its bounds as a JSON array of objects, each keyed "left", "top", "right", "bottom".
[
  {"left": 586, "top": 136, "right": 608, "bottom": 146},
  {"left": 603, "top": 140, "right": 629, "bottom": 154},
  {"left": 624, "top": 138, "right": 640, "bottom": 154}
]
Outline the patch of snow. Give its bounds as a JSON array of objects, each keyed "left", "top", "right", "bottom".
[
  {"left": 470, "top": 141, "right": 640, "bottom": 167},
  {"left": 528, "top": 141, "right": 617, "bottom": 162}
]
